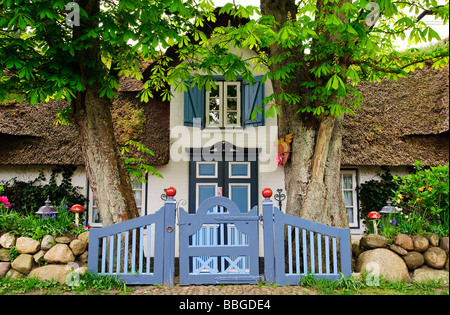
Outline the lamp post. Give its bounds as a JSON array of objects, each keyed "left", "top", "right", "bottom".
[
  {"left": 380, "top": 198, "right": 397, "bottom": 215},
  {"left": 35, "top": 196, "right": 58, "bottom": 218}
]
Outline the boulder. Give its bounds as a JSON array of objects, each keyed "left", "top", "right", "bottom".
[
  {"left": 0, "top": 248, "right": 11, "bottom": 262},
  {"left": 70, "top": 239, "right": 87, "bottom": 256},
  {"left": 28, "top": 264, "right": 73, "bottom": 284},
  {"left": 413, "top": 236, "right": 429, "bottom": 253},
  {"left": 5, "top": 269, "right": 25, "bottom": 279},
  {"left": 0, "top": 262, "right": 10, "bottom": 277},
  {"left": 41, "top": 235, "right": 55, "bottom": 250},
  {"left": 44, "top": 244, "right": 75, "bottom": 264},
  {"left": 439, "top": 237, "right": 449, "bottom": 254},
  {"left": 0, "top": 232, "right": 16, "bottom": 249},
  {"left": 11, "top": 254, "right": 34, "bottom": 275},
  {"left": 394, "top": 234, "right": 413, "bottom": 251},
  {"left": 445, "top": 256, "right": 449, "bottom": 271},
  {"left": 423, "top": 247, "right": 447, "bottom": 269},
  {"left": 389, "top": 244, "right": 408, "bottom": 256},
  {"left": 413, "top": 268, "right": 449, "bottom": 284},
  {"left": 33, "top": 250, "right": 46, "bottom": 265},
  {"left": 16, "top": 237, "right": 40, "bottom": 254},
  {"left": 402, "top": 251, "right": 424, "bottom": 270},
  {"left": 426, "top": 234, "right": 440, "bottom": 247},
  {"left": 55, "top": 236, "right": 71, "bottom": 244},
  {"left": 356, "top": 248, "right": 411, "bottom": 283},
  {"left": 360, "top": 234, "right": 389, "bottom": 250},
  {"left": 78, "top": 250, "right": 88, "bottom": 263},
  {"left": 78, "top": 231, "right": 89, "bottom": 244}
]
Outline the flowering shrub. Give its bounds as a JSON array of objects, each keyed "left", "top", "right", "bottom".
[{"left": 0, "top": 197, "right": 88, "bottom": 240}]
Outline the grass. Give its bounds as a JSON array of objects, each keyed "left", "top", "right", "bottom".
[
  {"left": 0, "top": 272, "right": 448, "bottom": 295},
  {"left": 300, "top": 273, "right": 449, "bottom": 295}
]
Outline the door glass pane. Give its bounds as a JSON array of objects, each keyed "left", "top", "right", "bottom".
[
  {"left": 230, "top": 185, "right": 249, "bottom": 213},
  {"left": 198, "top": 163, "right": 217, "bottom": 177},
  {"left": 230, "top": 163, "right": 249, "bottom": 177},
  {"left": 198, "top": 185, "right": 216, "bottom": 205}
]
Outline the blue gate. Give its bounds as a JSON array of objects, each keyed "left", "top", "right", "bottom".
[
  {"left": 262, "top": 196, "right": 352, "bottom": 285},
  {"left": 87, "top": 188, "right": 352, "bottom": 286},
  {"left": 178, "top": 196, "right": 261, "bottom": 285},
  {"left": 87, "top": 197, "right": 176, "bottom": 285}
]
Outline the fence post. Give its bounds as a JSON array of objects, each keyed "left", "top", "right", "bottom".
[
  {"left": 262, "top": 188, "right": 275, "bottom": 284},
  {"left": 163, "top": 187, "right": 177, "bottom": 287}
]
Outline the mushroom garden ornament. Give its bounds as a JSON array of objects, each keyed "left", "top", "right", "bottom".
[
  {"left": 70, "top": 204, "right": 84, "bottom": 227},
  {"left": 367, "top": 211, "right": 381, "bottom": 234}
]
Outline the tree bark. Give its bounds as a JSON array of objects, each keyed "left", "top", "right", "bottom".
[
  {"left": 261, "top": 0, "right": 348, "bottom": 228},
  {"left": 72, "top": 0, "right": 139, "bottom": 227}
]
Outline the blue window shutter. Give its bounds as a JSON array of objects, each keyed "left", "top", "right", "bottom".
[
  {"left": 184, "top": 82, "right": 205, "bottom": 129},
  {"left": 242, "top": 75, "right": 265, "bottom": 128}
]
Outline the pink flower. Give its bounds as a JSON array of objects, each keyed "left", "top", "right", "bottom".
[
  {"left": 3, "top": 202, "right": 12, "bottom": 208},
  {"left": 0, "top": 196, "right": 8, "bottom": 204}
]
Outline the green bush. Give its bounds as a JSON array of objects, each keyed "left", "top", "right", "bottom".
[
  {"left": 393, "top": 161, "right": 449, "bottom": 219},
  {"left": 357, "top": 167, "right": 400, "bottom": 224},
  {"left": 0, "top": 197, "right": 87, "bottom": 239},
  {"left": 0, "top": 166, "right": 86, "bottom": 215}
]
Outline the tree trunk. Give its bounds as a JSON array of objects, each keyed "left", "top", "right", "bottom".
[
  {"left": 72, "top": 0, "right": 139, "bottom": 227},
  {"left": 261, "top": 0, "right": 348, "bottom": 228},
  {"left": 74, "top": 85, "right": 139, "bottom": 227}
]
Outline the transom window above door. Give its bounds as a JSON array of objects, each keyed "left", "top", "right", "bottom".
[{"left": 206, "top": 82, "right": 241, "bottom": 128}]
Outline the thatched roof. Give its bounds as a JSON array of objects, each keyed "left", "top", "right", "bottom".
[
  {"left": 342, "top": 64, "right": 449, "bottom": 167},
  {"left": 0, "top": 89, "right": 170, "bottom": 166}
]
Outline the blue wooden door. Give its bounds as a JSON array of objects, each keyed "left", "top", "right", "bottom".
[
  {"left": 178, "top": 196, "right": 261, "bottom": 285},
  {"left": 188, "top": 142, "right": 259, "bottom": 215}
]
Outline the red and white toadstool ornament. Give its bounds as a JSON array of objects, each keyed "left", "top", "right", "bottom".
[
  {"left": 367, "top": 211, "right": 381, "bottom": 234},
  {"left": 70, "top": 204, "right": 84, "bottom": 227}
]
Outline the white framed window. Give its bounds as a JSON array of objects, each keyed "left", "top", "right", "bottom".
[
  {"left": 340, "top": 170, "right": 359, "bottom": 228},
  {"left": 205, "top": 81, "right": 241, "bottom": 128},
  {"left": 88, "top": 179, "right": 147, "bottom": 227}
]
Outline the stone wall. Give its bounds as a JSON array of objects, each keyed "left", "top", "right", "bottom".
[
  {"left": 352, "top": 234, "right": 449, "bottom": 283},
  {"left": 0, "top": 232, "right": 89, "bottom": 284}
]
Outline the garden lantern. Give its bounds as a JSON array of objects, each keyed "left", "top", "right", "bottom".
[
  {"left": 70, "top": 204, "right": 84, "bottom": 226},
  {"left": 367, "top": 211, "right": 381, "bottom": 234},
  {"left": 36, "top": 196, "right": 58, "bottom": 217},
  {"left": 380, "top": 198, "right": 397, "bottom": 215}
]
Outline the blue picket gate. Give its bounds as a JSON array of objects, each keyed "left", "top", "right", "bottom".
[
  {"left": 262, "top": 198, "right": 352, "bottom": 285},
  {"left": 87, "top": 189, "right": 352, "bottom": 286},
  {"left": 178, "top": 196, "right": 261, "bottom": 285},
  {"left": 87, "top": 197, "right": 176, "bottom": 285}
]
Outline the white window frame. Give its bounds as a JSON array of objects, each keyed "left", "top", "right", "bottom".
[
  {"left": 88, "top": 179, "right": 147, "bottom": 227},
  {"left": 205, "top": 81, "right": 241, "bottom": 128},
  {"left": 340, "top": 170, "right": 359, "bottom": 228}
]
